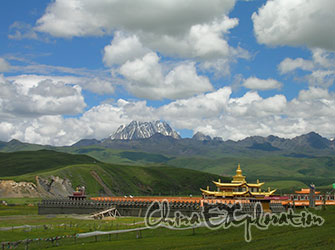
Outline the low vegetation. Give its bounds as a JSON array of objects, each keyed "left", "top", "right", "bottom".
[
  {"left": 0, "top": 202, "right": 334, "bottom": 249},
  {"left": 0, "top": 151, "right": 222, "bottom": 196},
  {"left": 0, "top": 150, "right": 97, "bottom": 177}
]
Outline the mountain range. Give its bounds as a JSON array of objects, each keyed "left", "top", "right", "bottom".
[
  {"left": 70, "top": 120, "right": 335, "bottom": 157},
  {"left": 1, "top": 120, "right": 334, "bottom": 157},
  {"left": 0, "top": 120, "right": 334, "bottom": 193}
]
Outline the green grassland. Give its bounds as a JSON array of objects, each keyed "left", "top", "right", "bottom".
[
  {"left": 1, "top": 149, "right": 334, "bottom": 195},
  {"left": 1, "top": 203, "right": 334, "bottom": 249},
  {"left": 0, "top": 198, "right": 42, "bottom": 205},
  {"left": 8, "top": 163, "right": 222, "bottom": 196},
  {"left": 0, "top": 150, "right": 222, "bottom": 196},
  {"left": 262, "top": 180, "right": 308, "bottom": 193},
  {"left": 167, "top": 156, "right": 335, "bottom": 191},
  {"left": 0, "top": 150, "right": 97, "bottom": 177},
  {"left": 58, "top": 146, "right": 335, "bottom": 191},
  {"left": 65, "top": 146, "right": 172, "bottom": 165}
]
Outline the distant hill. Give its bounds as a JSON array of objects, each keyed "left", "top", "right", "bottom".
[
  {"left": 71, "top": 139, "right": 101, "bottom": 147},
  {"left": 0, "top": 139, "right": 49, "bottom": 152},
  {"left": 238, "top": 132, "right": 334, "bottom": 152},
  {"left": 2, "top": 131, "right": 334, "bottom": 157},
  {"left": 0, "top": 150, "right": 222, "bottom": 196},
  {"left": 1, "top": 131, "right": 334, "bottom": 193},
  {"left": 0, "top": 150, "right": 97, "bottom": 177}
]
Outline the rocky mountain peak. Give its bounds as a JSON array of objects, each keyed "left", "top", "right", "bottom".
[
  {"left": 110, "top": 120, "right": 181, "bottom": 140},
  {"left": 291, "top": 131, "right": 330, "bottom": 149},
  {"left": 192, "top": 132, "right": 212, "bottom": 141}
]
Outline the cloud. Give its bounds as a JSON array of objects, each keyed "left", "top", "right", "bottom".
[
  {"left": 252, "top": 0, "right": 335, "bottom": 51},
  {"left": 119, "top": 52, "right": 213, "bottom": 99},
  {"left": 35, "top": 0, "right": 236, "bottom": 38},
  {"left": 278, "top": 49, "right": 335, "bottom": 88},
  {"left": 0, "top": 122, "right": 15, "bottom": 142},
  {"left": 278, "top": 58, "right": 314, "bottom": 74},
  {"left": 141, "top": 16, "right": 243, "bottom": 60},
  {"left": 35, "top": 0, "right": 247, "bottom": 71},
  {"left": 1, "top": 86, "right": 334, "bottom": 145},
  {"left": 4, "top": 57, "right": 117, "bottom": 95},
  {"left": 0, "top": 75, "right": 86, "bottom": 117},
  {"left": 8, "top": 21, "right": 39, "bottom": 40},
  {"left": 242, "top": 77, "right": 282, "bottom": 90},
  {"left": 297, "top": 87, "right": 331, "bottom": 101},
  {"left": 157, "top": 87, "right": 332, "bottom": 140},
  {"left": 103, "top": 32, "right": 149, "bottom": 66},
  {"left": 0, "top": 99, "right": 156, "bottom": 146},
  {"left": 7, "top": 74, "right": 115, "bottom": 95},
  {"left": 100, "top": 15, "right": 246, "bottom": 99},
  {"left": 0, "top": 58, "right": 10, "bottom": 72},
  {"left": 159, "top": 87, "right": 232, "bottom": 123},
  {"left": 78, "top": 77, "right": 115, "bottom": 95}
]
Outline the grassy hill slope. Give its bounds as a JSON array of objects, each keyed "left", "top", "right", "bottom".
[
  {"left": 1, "top": 149, "right": 334, "bottom": 194},
  {"left": 0, "top": 150, "right": 98, "bottom": 177},
  {"left": 167, "top": 156, "right": 335, "bottom": 189},
  {"left": 63, "top": 146, "right": 335, "bottom": 189},
  {"left": 0, "top": 150, "right": 222, "bottom": 196},
  {"left": 32, "top": 163, "right": 221, "bottom": 196}
]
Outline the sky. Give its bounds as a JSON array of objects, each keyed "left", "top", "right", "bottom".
[{"left": 0, "top": 0, "right": 334, "bottom": 146}]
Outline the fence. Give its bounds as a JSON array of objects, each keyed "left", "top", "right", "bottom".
[{"left": 1, "top": 224, "right": 198, "bottom": 249}]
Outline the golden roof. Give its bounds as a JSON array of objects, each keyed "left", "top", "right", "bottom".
[
  {"left": 212, "top": 181, "right": 244, "bottom": 187},
  {"left": 213, "top": 181, "right": 264, "bottom": 188},
  {"left": 201, "top": 164, "right": 276, "bottom": 198},
  {"left": 246, "top": 183, "right": 265, "bottom": 187},
  {"left": 200, "top": 188, "right": 277, "bottom": 197},
  {"left": 232, "top": 163, "right": 246, "bottom": 183}
]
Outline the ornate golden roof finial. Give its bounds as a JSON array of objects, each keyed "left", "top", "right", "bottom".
[
  {"left": 232, "top": 163, "right": 246, "bottom": 183},
  {"left": 236, "top": 163, "right": 242, "bottom": 176}
]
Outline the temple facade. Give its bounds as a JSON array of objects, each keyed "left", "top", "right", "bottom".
[{"left": 201, "top": 164, "right": 276, "bottom": 198}]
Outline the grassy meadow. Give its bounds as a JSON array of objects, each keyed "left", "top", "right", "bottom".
[
  {"left": 0, "top": 150, "right": 223, "bottom": 196},
  {"left": 0, "top": 201, "right": 334, "bottom": 249}
]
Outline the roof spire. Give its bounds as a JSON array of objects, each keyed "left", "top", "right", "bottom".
[
  {"left": 236, "top": 163, "right": 242, "bottom": 176},
  {"left": 232, "top": 163, "right": 246, "bottom": 183}
]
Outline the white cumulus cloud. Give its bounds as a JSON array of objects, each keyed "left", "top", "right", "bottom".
[
  {"left": 7, "top": 74, "right": 114, "bottom": 95},
  {"left": 0, "top": 86, "right": 334, "bottom": 145},
  {"left": 243, "top": 77, "right": 282, "bottom": 90},
  {"left": 278, "top": 49, "right": 335, "bottom": 88},
  {"left": 103, "top": 32, "right": 149, "bottom": 66},
  {"left": 35, "top": 0, "right": 247, "bottom": 72},
  {"left": 252, "top": 0, "right": 335, "bottom": 51},
  {"left": 35, "top": 0, "right": 236, "bottom": 38},
  {"left": 119, "top": 52, "right": 213, "bottom": 100},
  {"left": 0, "top": 75, "right": 86, "bottom": 117}
]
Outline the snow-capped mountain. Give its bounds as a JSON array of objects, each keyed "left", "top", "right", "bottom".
[
  {"left": 192, "top": 132, "right": 212, "bottom": 141},
  {"left": 110, "top": 121, "right": 181, "bottom": 140}
]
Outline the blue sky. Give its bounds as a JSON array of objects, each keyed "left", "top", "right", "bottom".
[{"left": 0, "top": 0, "right": 334, "bottom": 145}]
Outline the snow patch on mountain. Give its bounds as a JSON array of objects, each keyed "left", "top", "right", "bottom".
[{"left": 110, "top": 121, "right": 181, "bottom": 140}]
